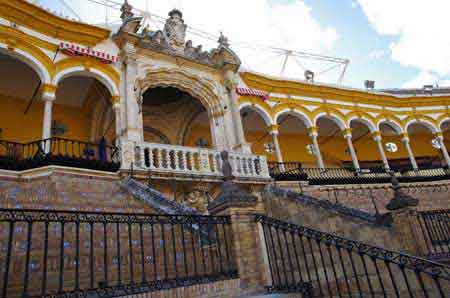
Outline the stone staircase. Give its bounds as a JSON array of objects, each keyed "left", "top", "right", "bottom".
[
  {"left": 267, "top": 185, "right": 392, "bottom": 226},
  {"left": 119, "top": 176, "right": 201, "bottom": 215}
]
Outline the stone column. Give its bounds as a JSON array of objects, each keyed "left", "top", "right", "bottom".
[
  {"left": 111, "top": 96, "right": 122, "bottom": 146},
  {"left": 267, "top": 125, "right": 283, "bottom": 164},
  {"left": 373, "top": 132, "right": 390, "bottom": 171},
  {"left": 121, "top": 44, "right": 142, "bottom": 143},
  {"left": 401, "top": 133, "right": 418, "bottom": 171},
  {"left": 343, "top": 128, "right": 360, "bottom": 171},
  {"left": 435, "top": 132, "right": 450, "bottom": 168},
  {"left": 309, "top": 127, "right": 325, "bottom": 169},
  {"left": 41, "top": 86, "right": 56, "bottom": 153},
  {"left": 225, "top": 72, "right": 251, "bottom": 153}
]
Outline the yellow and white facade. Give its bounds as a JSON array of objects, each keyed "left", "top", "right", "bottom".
[{"left": 1, "top": 0, "right": 450, "bottom": 178}]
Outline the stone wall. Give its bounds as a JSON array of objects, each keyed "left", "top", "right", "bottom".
[
  {"left": 262, "top": 187, "right": 402, "bottom": 251},
  {"left": 0, "top": 168, "right": 154, "bottom": 213},
  {"left": 276, "top": 180, "right": 450, "bottom": 214}
]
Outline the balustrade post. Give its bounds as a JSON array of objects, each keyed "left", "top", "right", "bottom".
[{"left": 208, "top": 184, "right": 271, "bottom": 295}]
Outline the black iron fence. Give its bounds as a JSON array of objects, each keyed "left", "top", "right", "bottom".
[
  {"left": 0, "top": 209, "right": 237, "bottom": 298},
  {"left": 0, "top": 138, "right": 119, "bottom": 172},
  {"left": 268, "top": 162, "right": 450, "bottom": 184},
  {"left": 255, "top": 214, "right": 450, "bottom": 297},
  {"left": 417, "top": 209, "right": 450, "bottom": 258}
]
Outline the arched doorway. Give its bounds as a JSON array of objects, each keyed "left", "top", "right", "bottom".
[
  {"left": 54, "top": 75, "right": 115, "bottom": 144},
  {"left": 349, "top": 119, "right": 378, "bottom": 167},
  {"left": 276, "top": 113, "right": 311, "bottom": 165},
  {"left": 0, "top": 51, "right": 43, "bottom": 142},
  {"left": 142, "top": 86, "right": 213, "bottom": 148},
  {"left": 407, "top": 122, "right": 441, "bottom": 168},
  {"left": 316, "top": 115, "right": 346, "bottom": 167},
  {"left": 240, "top": 106, "right": 272, "bottom": 158}
]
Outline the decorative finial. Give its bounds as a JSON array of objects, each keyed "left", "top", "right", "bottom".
[
  {"left": 218, "top": 32, "right": 230, "bottom": 48},
  {"left": 120, "top": 0, "right": 134, "bottom": 21}
]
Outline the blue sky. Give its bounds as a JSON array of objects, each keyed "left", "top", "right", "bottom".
[{"left": 37, "top": 0, "right": 450, "bottom": 89}]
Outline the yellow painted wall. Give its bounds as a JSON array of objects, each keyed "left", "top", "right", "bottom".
[
  {"left": 0, "top": 95, "right": 107, "bottom": 143},
  {"left": 0, "top": 95, "right": 44, "bottom": 142},
  {"left": 184, "top": 125, "right": 212, "bottom": 148}
]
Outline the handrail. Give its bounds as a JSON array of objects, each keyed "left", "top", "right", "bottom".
[
  {"left": 0, "top": 138, "right": 120, "bottom": 172},
  {"left": 0, "top": 208, "right": 237, "bottom": 298},
  {"left": 255, "top": 214, "right": 450, "bottom": 296},
  {"left": 268, "top": 162, "right": 450, "bottom": 184},
  {"left": 417, "top": 209, "right": 450, "bottom": 256}
]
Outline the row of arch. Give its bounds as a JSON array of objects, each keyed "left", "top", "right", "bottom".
[
  {"left": 0, "top": 41, "right": 120, "bottom": 100},
  {"left": 239, "top": 101, "right": 447, "bottom": 135},
  {"left": 239, "top": 101, "right": 450, "bottom": 170}
]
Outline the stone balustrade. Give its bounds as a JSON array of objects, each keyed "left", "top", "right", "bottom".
[{"left": 133, "top": 142, "right": 270, "bottom": 179}]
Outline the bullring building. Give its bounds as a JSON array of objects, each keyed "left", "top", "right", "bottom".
[{"left": 0, "top": 1, "right": 449, "bottom": 298}]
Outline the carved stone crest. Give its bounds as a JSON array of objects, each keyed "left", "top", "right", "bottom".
[{"left": 163, "top": 9, "right": 187, "bottom": 53}]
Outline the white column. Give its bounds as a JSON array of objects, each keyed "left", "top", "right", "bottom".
[
  {"left": 373, "top": 133, "right": 390, "bottom": 171},
  {"left": 309, "top": 128, "right": 325, "bottom": 169},
  {"left": 401, "top": 134, "right": 418, "bottom": 171},
  {"left": 343, "top": 130, "right": 360, "bottom": 171},
  {"left": 112, "top": 97, "right": 121, "bottom": 146},
  {"left": 268, "top": 127, "right": 283, "bottom": 164},
  {"left": 225, "top": 70, "right": 251, "bottom": 153},
  {"left": 437, "top": 135, "right": 450, "bottom": 168},
  {"left": 41, "top": 92, "right": 56, "bottom": 153},
  {"left": 121, "top": 45, "right": 142, "bottom": 143}
]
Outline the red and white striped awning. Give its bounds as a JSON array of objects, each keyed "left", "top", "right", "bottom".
[
  {"left": 236, "top": 87, "right": 269, "bottom": 100},
  {"left": 59, "top": 42, "right": 119, "bottom": 64}
]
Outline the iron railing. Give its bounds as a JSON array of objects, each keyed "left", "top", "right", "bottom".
[
  {"left": 417, "top": 209, "right": 450, "bottom": 258},
  {"left": 255, "top": 214, "right": 450, "bottom": 297},
  {"left": 268, "top": 162, "right": 450, "bottom": 184},
  {"left": 0, "top": 209, "right": 237, "bottom": 298},
  {"left": 0, "top": 138, "right": 119, "bottom": 172}
]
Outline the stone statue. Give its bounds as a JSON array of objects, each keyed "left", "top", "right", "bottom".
[
  {"left": 218, "top": 32, "right": 230, "bottom": 48},
  {"left": 163, "top": 9, "right": 187, "bottom": 52},
  {"left": 134, "top": 79, "right": 143, "bottom": 113},
  {"left": 120, "top": 0, "right": 134, "bottom": 21},
  {"left": 220, "top": 151, "right": 233, "bottom": 181}
]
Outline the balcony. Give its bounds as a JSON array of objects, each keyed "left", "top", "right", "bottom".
[
  {"left": 0, "top": 138, "right": 120, "bottom": 172},
  {"left": 133, "top": 142, "right": 270, "bottom": 180}
]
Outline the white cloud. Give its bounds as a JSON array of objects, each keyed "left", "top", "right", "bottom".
[
  {"left": 358, "top": 0, "right": 450, "bottom": 78},
  {"left": 368, "top": 49, "right": 385, "bottom": 59},
  {"left": 63, "top": 0, "right": 339, "bottom": 81}
]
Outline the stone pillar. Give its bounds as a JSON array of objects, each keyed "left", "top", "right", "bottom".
[
  {"left": 41, "top": 86, "right": 56, "bottom": 153},
  {"left": 435, "top": 132, "right": 450, "bottom": 168},
  {"left": 386, "top": 175, "right": 427, "bottom": 256},
  {"left": 309, "top": 127, "right": 325, "bottom": 169},
  {"left": 208, "top": 182, "right": 271, "bottom": 295},
  {"left": 121, "top": 44, "right": 142, "bottom": 143},
  {"left": 401, "top": 134, "right": 418, "bottom": 171},
  {"left": 267, "top": 125, "right": 283, "bottom": 165},
  {"left": 343, "top": 128, "right": 360, "bottom": 171},
  {"left": 111, "top": 96, "right": 122, "bottom": 146},
  {"left": 373, "top": 132, "right": 390, "bottom": 171},
  {"left": 225, "top": 71, "right": 251, "bottom": 153}
]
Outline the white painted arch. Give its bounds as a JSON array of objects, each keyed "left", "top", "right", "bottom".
[
  {"left": 274, "top": 108, "right": 313, "bottom": 128},
  {"left": 52, "top": 66, "right": 119, "bottom": 97},
  {"left": 0, "top": 46, "right": 51, "bottom": 85}
]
